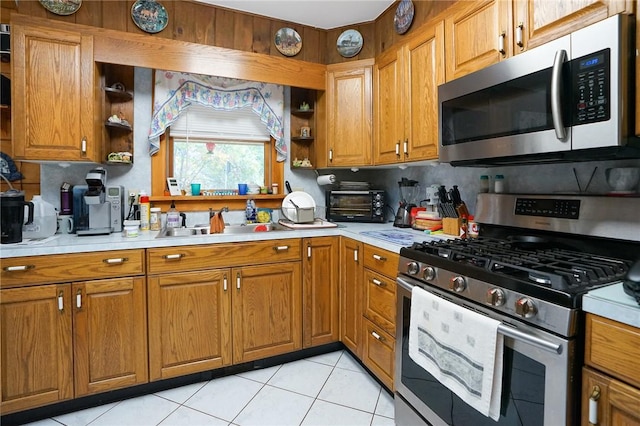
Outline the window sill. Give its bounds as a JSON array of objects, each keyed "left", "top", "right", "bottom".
[{"left": 149, "top": 194, "right": 286, "bottom": 212}]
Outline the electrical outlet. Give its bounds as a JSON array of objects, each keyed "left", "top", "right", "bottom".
[{"left": 129, "top": 189, "right": 139, "bottom": 204}]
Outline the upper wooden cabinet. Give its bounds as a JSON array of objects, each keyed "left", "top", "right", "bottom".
[
  {"left": 445, "top": 0, "right": 632, "bottom": 81},
  {"left": 324, "top": 60, "right": 373, "bottom": 167},
  {"left": 12, "top": 23, "right": 101, "bottom": 162},
  {"left": 374, "top": 21, "right": 444, "bottom": 165}
]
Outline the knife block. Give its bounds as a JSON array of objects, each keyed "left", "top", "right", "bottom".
[{"left": 442, "top": 217, "right": 462, "bottom": 236}]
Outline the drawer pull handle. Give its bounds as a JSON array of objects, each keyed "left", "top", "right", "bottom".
[
  {"left": 498, "top": 31, "right": 506, "bottom": 55},
  {"left": 515, "top": 22, "right": 524, "bottom": 49},
  {"left": 589, "top": 385, "right": 601, "bottom": 425},
  {"left": 354, "top": 250, "right": 358, "bottom": 262},
  {"left": 76, "top": 289, "right": 82, "bottom": 309},
  {"left": 403, "top": 139, "right": 408, "bottom": 156},
  {"left": 372, "top": 278, "right": 385, "bottom": 287},
  {"left": 236, "top": 272, "right": 241, "bottom": 290},
  {"left": 223, "top": 274, "right": 228, "bottom": 292},
  {"left": 103, "top": 257, "right": 128, "bottom": 264},
  {"left": 58, "top": 291, "right": 64, "bottom": 312},
  {"left": 81, "top": 137, "right": 87, "bottom": 154},
  {"left": 371, "top": 331, "right": 383, "bottom": 341},
  {"left": 163, "top": 254, "right": 184, "bottom": 260},
  {"left": 372, "top": 254, "right": 387, "bottom": 261},
  {"left": 307, "top": 244, "right": 311, "bottom": 259},
  {"left": 3, "top": 265, "right": 35, "bottom": 272},
  {"left": 274, "top": 245, "right": 289, "bottom": 252},
  {"left": 395, "top": 142, "right": 400, "bottom": 156}
]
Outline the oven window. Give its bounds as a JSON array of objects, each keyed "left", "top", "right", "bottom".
[
  {"left": 329, "top": 194, "right": 372, "bottom": 217},
  {"left": 400, "top": 297, "right": 545, "bottom": 425}
]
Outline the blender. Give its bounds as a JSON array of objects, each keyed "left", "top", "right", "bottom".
[{"left": 393, "top": 178, "right": 420, "bottom": 228}]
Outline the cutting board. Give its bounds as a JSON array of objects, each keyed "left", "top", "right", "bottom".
[{"left": 278, "top": 219, "right": 338, "bottom": 229}]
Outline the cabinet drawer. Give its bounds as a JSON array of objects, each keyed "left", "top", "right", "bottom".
[
  {"left": 363, "top": 269, "right": 396, "bottom": 337},
  {"left": 585, "top": 314, "right": 640, "bottom": 389},
  {"left": 147, "top": 239, "right": 301, "bottom": 274},
  {"left": 0, "top": 250, "right": 145, "bottom": 288},
  {"left": 362, "top": 317, "right": 395, "bottom": 391},
  {"left": 363, "top": 245, "right": 398, "bottom": 279}
]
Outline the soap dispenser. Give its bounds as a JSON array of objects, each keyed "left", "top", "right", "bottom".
[{"left": 166, "top": 201, "right": 180, "bottom": 228}]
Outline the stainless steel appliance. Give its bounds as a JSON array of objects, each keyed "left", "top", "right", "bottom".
[
  {"left": 395, "top": 193, "right": 640, "bottom": 426},
  {"left": 394, "top": 178, "right": 420, "bottom": 228},
  {"left": 325, "top": 190, "right": 385, "bottom": 223},
  {"left": 76, "top": 168, "right": 124, "bottom": 235},
  {"left": 438, "top": 15, "right": 639, "bottom": 166}
]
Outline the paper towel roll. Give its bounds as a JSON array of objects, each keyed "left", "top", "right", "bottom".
[{"left": 317, "top": 174, "right": 336, "bottom": 186}]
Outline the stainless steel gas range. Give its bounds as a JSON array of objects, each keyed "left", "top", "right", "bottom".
[{"left": 395, "top": 193, "right": 640, "bottom": 426}]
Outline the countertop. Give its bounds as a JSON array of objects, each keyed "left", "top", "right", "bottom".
[
  {"left": 583, "top": 283, "right": 640, "bottom": 329},
  {"left": 0, "top": 223, "right": 453, "bottom": 258}
]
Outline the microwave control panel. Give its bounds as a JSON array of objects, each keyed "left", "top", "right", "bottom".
[{"left": 571, "top": 48, "right": 610, "bottom": 125}]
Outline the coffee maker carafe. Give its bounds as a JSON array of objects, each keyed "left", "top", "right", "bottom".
[
  {"left": 1, "top": 189, "right": 34, "bottom": 244},
  {"left": 394, "top": 178, "right": 420, "bottom": 228}
]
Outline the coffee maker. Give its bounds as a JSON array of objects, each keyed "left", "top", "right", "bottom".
[
  {"left": 393, "top": 178, "right": 420, "bottom": 228},
  {"left": 1, "top": 188, "right": 34, "bottom": 244},
  {"left": 76, "top": 168, "right": 124, "bottom": 235}
]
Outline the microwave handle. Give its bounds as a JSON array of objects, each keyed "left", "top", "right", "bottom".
[{"left": 551, "top": 49, "right": 567, "bottom": 140}]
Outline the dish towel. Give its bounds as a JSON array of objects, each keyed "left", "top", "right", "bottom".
[{"left": 409, "top": 286, "right": 504, "bottom": 421}]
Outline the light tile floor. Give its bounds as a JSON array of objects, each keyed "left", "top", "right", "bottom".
[{"left": 24, "top": 350, "right": 395, "bottom": 426}]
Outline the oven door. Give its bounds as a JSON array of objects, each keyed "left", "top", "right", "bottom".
[{"left": 395, "top": 276, "right": 578, "bottom": 426}]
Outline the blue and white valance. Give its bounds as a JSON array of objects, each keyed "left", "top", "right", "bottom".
[{"left": 149, "top": 71, "right": 286, "bottom": 161}]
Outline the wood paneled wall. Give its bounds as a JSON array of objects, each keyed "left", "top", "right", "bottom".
[{"left": 1, "top": 0, "right": 459, "bottom": 65}]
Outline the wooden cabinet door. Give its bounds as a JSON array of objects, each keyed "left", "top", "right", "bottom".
[
  {"left": 513, "top": 0, "right": 629, "bottom": 52},
  {"left": 445, "top": 0, "right": 513, "bottom": 81},
  {"left": 12, "top": 24, "right": 99, "bottom": 162},
  {"left": 339, "top": 237, "right": 363, "bottom": 357},
  {"left": 373, "top": 48, "right": 404, "bottom": 165},
  {"left": 582, "top": 367, "right": 640, "bottom": 426},
  {"left": 302, "top": 237, "right": 339, "bottom": 348},
  {"left": 0, "top": 284, "right": 73, "bottom": 414},
  {"left": 362, "top": 317, "right": 395, "bottom": 391},
  {"left": 232, "top": 263, "right": 302, "bottom": 363},
  {"left": 148, "top": 270, "right": 232, "bottom": 381},
  {"left": 403, "top": 21, "right": 445, "bottom": 161},
  {"left": 73, "top": 277, "right": 148, "bottom": 395},
  {"left": 326, "top": 61, "right": 373, "bottom": 167}
]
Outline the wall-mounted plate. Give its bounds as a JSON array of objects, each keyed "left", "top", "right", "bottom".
[
  {"left": 394, "top": 0, "right": 414, "bottom": 35},
  {"left": 274, "top": 28, "right": 302, "bottom": 57},
  {"left": 39, "top": 0, "right": 82, "bottom": 16},
  {"left": 337, "top": 29, "right": 363, "bottom": 58},
  {"left": 131, "top": 0, "right": 169, "bottom": 34}
]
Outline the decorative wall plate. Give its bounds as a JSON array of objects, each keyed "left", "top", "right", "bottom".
[
  {"left": 274, "top": 28, "right": 302, "bottom": 57},
  {"left": 336, "top": 29, "right": 363, "bottom": 58},
  {"left": 131, "top": 0, "right": 169, "bottom": 34},
  {"left": 39, "top": 0, "right": 82, "bottom": 16},
  {"left": 394, "top": 0, "right": 415, "bottom": 35}
]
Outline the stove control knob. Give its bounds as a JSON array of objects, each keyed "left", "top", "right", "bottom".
[
  {"left": 423, "top": 266, "right": 436, "bottom": 281},
  {"left": 407, "top": 262, "right": 420, "bottom": 275},
  {"left": 486, "top": 288, "right": 505, "bottom": 306},
  {"left": 515, "top": 297, "right": 537, "bottom": 318},
  {"left": 450, "top": 276, "right": 466, "bottom": 292}
]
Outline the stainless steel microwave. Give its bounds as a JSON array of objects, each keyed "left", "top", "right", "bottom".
[
  {"left": 326, "top": 190, "right": 385, "bottom": 223},
  {"left": 438, "top": 15, "right": 639, "bottom": 166}
]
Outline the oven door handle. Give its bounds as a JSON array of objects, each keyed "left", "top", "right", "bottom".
[
  {"left": 396, "top": 277, "right": 562, "bottom": 355},
  {"left": 497, "top": 324, "right": 562, "bottom": 354}
]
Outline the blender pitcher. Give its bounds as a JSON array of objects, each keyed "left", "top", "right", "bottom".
[{"left": 394, "top": 178, "right": 420, "bottom": 228}]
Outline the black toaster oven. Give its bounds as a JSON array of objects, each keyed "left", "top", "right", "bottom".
[{"left": 326, "top": 190, "right": 385, "bottom": 223}]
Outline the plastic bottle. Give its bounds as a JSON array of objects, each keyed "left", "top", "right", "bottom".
[
  {"left": 166, "top": 201, "right": 181, "bottom": 228},
  {"left": 494, "top": 175, "right": 506, "bottom": 193},
  {"left": 468, "top": 215, "right": 479, "bottom": 238},
  {"left": 139, "top": 191, "right": 150, "bottom": 230},
  {"left": 22, "top": 195, "right": 57, "bottom": 239},
  {"left": 149, "top": 207, "right": 161, "bottom": 231},
  {"left": 479, "top": 175, "right": 490, "bottom": 193},
  {"left": 245, "top": 199, "right": 256, "bottom": 223}
]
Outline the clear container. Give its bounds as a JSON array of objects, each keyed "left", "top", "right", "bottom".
[
  {"left": 139, "top": 191, "right": 150, "bottom": 230},
  {"left": 494, "top": 174, "right": 505, "bottom": 193},
  {"left": 22, "top": 195, "right": 57, "bottom": 239},
  {"left": 123, "top": 220, "right": 140, "bottom": 237},
  {"left": 166, "top": 201, "right": 181, "bottom": 228},
  {"left": 479, "top": 175, "right": 490, "bottom": 193},
  {"left": 271, "top": 183, "right": 279, "bottom": 195},
  {"left": 150, "top": 207, "right": 161, "bottom": 230}
]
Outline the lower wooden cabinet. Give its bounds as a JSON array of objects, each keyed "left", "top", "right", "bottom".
[
  {"left": 582, "top": 367, "right": 640, "bottom": 426},
  {"left": 362, "top": 317, "right": 395, "bottom": 391},
  {"left": 340, "top": 237, "right": 364, "bottom": 357},
  {"left": 1, "top": 277, "right": 148, "bottom": 414},
  {"left": 147, "top": 270, "right": 232, "bottom": 381},
  {"left": 302, "top": 237, "right": 339, "bottom": 348}
]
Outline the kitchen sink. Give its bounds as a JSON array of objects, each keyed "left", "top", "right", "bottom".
[{"left": 156, "top": 222, "right": 292, "bottom": 238}]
